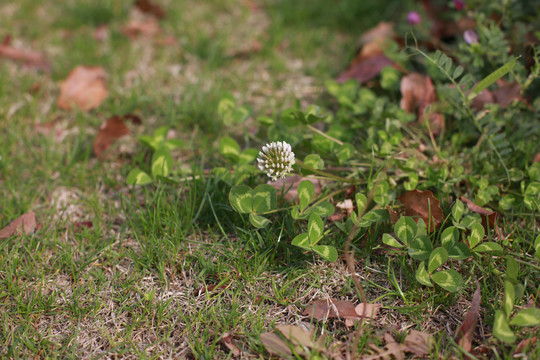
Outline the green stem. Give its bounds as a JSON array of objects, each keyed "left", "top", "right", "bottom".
[
  {"left": 307, "top": 124, "right": 344, "bottom": 146},
  {"left": 295, "top": 160, "right": 356, "bottom": 184}
]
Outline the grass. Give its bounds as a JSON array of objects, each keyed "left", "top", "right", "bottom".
[{"left": 1, "top": 0, "right": 539, "bottom": 359}]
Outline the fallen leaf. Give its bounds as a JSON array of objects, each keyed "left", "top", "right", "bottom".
[
  {"left": 399, "top": 190, "right": 444, "bottom": 232},
  {"left": 93, "top": 25, "right": 109, "bottom": 42},
  {"left": 400, "top": 73, "right": 443, "bottom": 134},
  {"left": 336, "top": 54, "right": 394, "bottom": 84},
  {"left": 534, "top": 153, "right": 540, "bottom": 163},
  {"left": 403, "top": 330, "right": 433, "bottom": 357},
  {"left": 57, "top": 66, "right": 108, "bottom": 111},
  {"left": 0, "top": 211, "right": 36, "bottom": 239},
  {"left": 260, "top": 332, "right": 292, "bottom": 357},
  {"left": 195, "top": 284, "right": 228, "bottom": 296},
  {"left": 268, "top": 175, "right": 322, "bottom": 203},
  {"left": 460, "top": 196, "right": 498, "bottom": 229},
  {"left": 0, "top": 39, "right": 50, "bottom": 71},
  {"left": 73, "top": 221, "right": 93, "bottom": 233},
  {"left": 303, "top": 298, "right": 377, "bottom": 325},
  {"left": 337, "top": 22, "right": 398, "bottom": 84},
  {"left": 221, "top": 332, "right": 241, "bottom": 357},
  {"left": 514, "top": 336, "right": 537, "bottom": 355},
  {"left": 121, "top": 19, "right": 160, "bottom": 39},
  {"left": 134, "top": 0, "right": 166, "bottom": 19},
  {"left": 387, "top": 205, "right": 399, "bottom": 224},
  {"left": 93, "top": 116, "right": 130, "bottom": 158},
  {"left": 455, "top": 283, "right": 481, "bottom": 354},
  {"left": 277, "top": 325, "right": 315, "bottom": 350},
  {"left": 345, "top": 303, "right": 381, "bottom": 327}
]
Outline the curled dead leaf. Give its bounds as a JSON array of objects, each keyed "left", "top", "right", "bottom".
[
  {"left": 0, "top": 36, "right": 50, "bottom": 71},
  {"left": 134, "top": 0, "right": 166, "bottom": 19},
  {"left": 460, "top": 196, "right": 498, "bottom": 229},
  {"left": 400, "top": 73, "right": 443, "bottom": 135},
  {"left": 399, "top": 189, "right": 444, "bottom": 232},
  {"left": 93, "top": 116, "right": 130, "bottom": 159},
  {"left": 455, "top": 283, "right": 481, "bottom": 354},
  {"left": 58, "top": 66, "right": 108, "bottom": 111},
  {"left": 221, "top": 332, "right": 241, "bottom": 357},
  {"left": 0, "top": 211, "right": 36, "bottom": 239}
]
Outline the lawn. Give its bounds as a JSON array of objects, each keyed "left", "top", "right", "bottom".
[{"left": 0, "top": 0, "right": 539, "bottom": 359}]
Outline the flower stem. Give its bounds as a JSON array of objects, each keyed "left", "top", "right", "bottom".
[{"left": 295, "top": 160, "right": 356, "bottom": 184}]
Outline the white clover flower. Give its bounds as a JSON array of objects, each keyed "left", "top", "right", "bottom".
[{"left": 257, "top": 141, "right": 295, "bottom": 181}]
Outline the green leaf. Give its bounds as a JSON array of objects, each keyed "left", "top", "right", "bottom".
[
  {"left": 298, "top": 180, "right": 314, "bottom": 212},
  {"left": 308, "top": 214, "right": 324, "bottom": 244},
  {"left": 382, "top": 233, "right": 404, "bottom": 248},
  {"left": 151, "top": 148, "right": 173, "bottom": 178},
  {"left": 448, "top": 243, "right": 470, "bottom": 260},
  {"left": 468, "top": 222, "right": 484, "bottom": 249},
  {"left": 493, "top": 310, "right": 516, "bottom": 343},
  {"left": 473, "top": 242, "right": 503, "bottom": 253},
  {"left": 163, "top": 139, "right": 184, "bottom": 150},
  {"left": 312, "top": 245, "right": 338, "bottom": 262},
  {"left": 252, "top": 184, "right": 277, "bottom": 213},
  {"left": 431, "top": 269, "right": 462, "bottom": 292},
  {"left": 126, "top": 168, "right": 153, "bottom": 185},
  {"left": 373, "top": 180, "right": 390, "bottom": 206},
  {"left": 238, "top": 148, "right": 259, "bottom": 165},
  {"left": 467, "top": 57, "right": 518, "bottom": 101},
  {"left": 139, "top": 134, "right": 158, "bottom": 151},
  {"left": 506, "top": 256, "right": 518, "bottom": 282},
  {"left": 308, "top": 202, "right": 334, "bottom": 217},
  {"left": 153, "top": 126, "right": 168, "bottom": 144},
  {"left": 337, "top": 143, "right": 355, "bottom": 164},
  {"left": 355, "top": 193, "right": 367, "bottom": 215},
  {"left": 256, "top": 115, "right": 274, "bottom": 126},
  {"left": 219, "top": 136, "right": 240, "bottom": 162},
  {"left": 304, "top": 154, "right": 324, "bottom": 170},
  {"left": 415, "top": 262, "right": 433, "bottom": 287},
  {"left": 428, "top": 247, "right": 448, "bottom": 273},
  {"left": 408, "top": 235, "right": 432, "bottom": 261},
  {"left": 249, "top": 213, "right": 271, "bottom": 228},
  {"left": 357, "top": 209, "right": 388, "bottom": 227},
  {"left": 503, "top": 280, "right": 515, "bottom": 317},
  {"left": 509, "top": 308, "right": 540, "bottom": 327},
  {"left": 441, "top": 226, "right": 459, "bottom": 249},
  {"left": 229, "top": 185, "right": 252, "bottom": 214},
  {"left": 291, "top": 233, "right": 310, "bottom": 249},
  {"left": 394, "top": 216, "right": 417, "bottom": 246}
]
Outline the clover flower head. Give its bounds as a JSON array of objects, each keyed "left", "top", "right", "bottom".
[
  {"left": 257, "top": 141, "right": 295, "bottom": 181},
  {"left": 406, "top": 11, "right": 421, "bottom": 25}
]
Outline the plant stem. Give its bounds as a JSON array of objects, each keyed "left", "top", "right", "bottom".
[
  {"left": 295, "top": 160, "right": 356, "bottom": 184},
  {"left": 307, "top": 124, "right": 344, "bottom": 146}
]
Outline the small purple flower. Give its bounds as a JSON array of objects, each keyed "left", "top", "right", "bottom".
[
  {"left": 406, "top": 11, "right": 421, "bottom": 25},
  {"left": 454, "top": 0, "right": 466, "bottom": 10},
  {"left": 463, "top": 30, "right": 478, "bottom": 44}
]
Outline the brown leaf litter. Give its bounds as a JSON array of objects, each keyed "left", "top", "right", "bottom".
[{"left": 57, "top": 66, "right": 109, "bottom": 111}]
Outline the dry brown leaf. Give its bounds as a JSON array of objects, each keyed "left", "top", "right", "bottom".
[
  {"left": 460, "top": 196, "right": 498, "bottom": 229},
  {"left": 534, "top": 153, "right": 540, "bottom": 163},
  {"left": 344, "top": 303, "right": 381, "bottom": 327},
  {"left": 387, "top": 205, "right": 399, "bottom": 224},
  {"left": 268, "top": 175, "right": 322, "bottom": 203},
  {"left": 134, "top": 0, "right": 166, "bottom": 19},
  {"left": 121, "top": 19, "right": 161, "bottom": 39},
  {"left": 0, "top": 211, "right": 36, "bottom": 239},
  {"left": 336, "top": 55, "right": 394, "bottom": 84},
  {"left": 399, "top": 189, "right": 444, "bottom": 232},
  {"left": 259, "top": 332, "right": 292, "bottom": 357},
  {"left": 93, "top": 116, "right": 130, "bottom": 159},
  {"left": 403, "top": 330, "right": 433, "bottom": 357},
  {"left": 276, "top": 325, "right": 315, "bottom": 351},
  {"left": 58, "top": 66, "right": 108, "bottom": 111},
  {"left": 400, "top": 73, "right": 443, "bottom": 134},
  {"left": 0, "top": 37, "right": 50, "bottom": 71},
  {"left": 194, "top": 284, "right": 228, "bottom": 296},
  {"left": 514, "top": 336, "right": 538, "bottom": 355},
  {"left": 303, "top": 298, "right": 358, "bottom": 321},
  {"left": 455, "top": 283, "right": 481, "bottom": 354},
  {"left": 93, "top": 25, "right": 109, "bottom": 42},
  {"left": 221, "top": 332, "right": 241, "bottom": 357}
]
